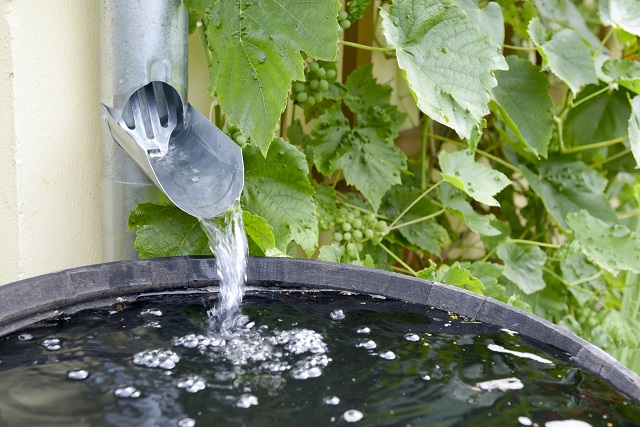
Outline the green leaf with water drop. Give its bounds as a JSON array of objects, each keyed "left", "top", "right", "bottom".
[
  {"left": 242, "top": 138, "right": 318, "bottom": 256},
  {"left": 204, "top": 0, "right": 341, "bottom": 154},
  {"left": 521, "top": 161, "right": 616, "bottom": 232},
  {"left": 630, "top": 95, "right": 640, "bottom": 169},
  {"left": 528, "top": 18, "right": 598, "bottom": 95},
  {"left": 599, "top": 0, "right": 640, "bottom": 36},
  {"left": 380, "top": 0, "right": 507, "bottom": 142},
  {"left": 128, "top": 203, "right": 212, "bottom": 258},
  {"left": 497, "top": 243, "right": 547, "bottom": 294},
  {"left": 439, "top": 150, "right": 511, "bottom": 207},
  {"left": 566, "top": 210, "right": 640, "bottom": 276},
  {"left": 491, "top": 56, "right": 553, "bottom": 158},
  {"left": 456, "top": 0, "right": 505, "bottom": 45},
  {"left": 243, "top": 210, "right": 275, "bottom": 256}
]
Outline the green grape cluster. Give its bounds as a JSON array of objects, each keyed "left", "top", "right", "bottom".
[
  {"left": 338, "top": 10, "right": 351, "bottom": 29},
  {"left": 290, "top": 60, "right": 338, "bottom": 107},
  {"left": 226, "top": 125, "right": 248, "bottom": 147},
  {"left": 332, "top": 207, "right": 388, "bottom": 260}
]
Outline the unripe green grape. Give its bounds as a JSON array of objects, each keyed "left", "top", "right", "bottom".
[
  {"left": 340, "top": 19, "right": 352, "bottom": 29},
  {"left": 232, "top": 131, "right": 243, "bottom": 140},
  {"left": 294, "top": 82, "right": 306, "bottom": 92},
  {"left": 342, "top": 222, "right": 352, "bottom": 232},
  {"left": 305, "top": 96, "right": 316, "bottom": 106},
  {"left": 367, "top": 213, "right": 377, "bottom": 223},
  {"left": 346, "top": 242, "right": 356, "bottom": 252},
  {"left": 316, "top": 68, "right": 327, "bottom": 78},
  {"left": 353, "top": 230, "right": 363, "bottom": 240},
  {"left": 326, "top": 69, "right": 337, "bottom": 80},
  {"left": 346, "top": 213, "right": 355, "bottom": 223},
  {"left": 343, "top": 232, "right": 352, "bottom": 241},
  {"left": 235, "top": 135, "right": 247, "bottom": 146},
  {"left": 319, "top": 79, "right": 329, "bottom": 91},
  {"left": 296, "top": 92, "right": 308, "bottom": 103},
  {"left": 353, "top": 218, "right": 363, "bottom": 229},
  {"left": 314, "top": 93, "right": 323, "bottom": 103},
  {"left": 309, "top": 61, "right": 320, "bottom": 73},
  {"left": 338, "top": 10, "right": 348, "bottom": 21},
  {"left": 333, "top": 232, "right": 343, "bottom": 242},
  {"left": 339, "top": 207, "right": 349, "bottom": 216},
  {"left": 364, "top": 229, "right": 374, "bottom": 239},
  {"left": 309, "top": 79, "right": 319, "bottom": 89},
  {"left": 375, "top": 220, "right": 388, "bottom": 232},
  {"left": 356, "top": 242, "right": 363, "bottom": 252}
]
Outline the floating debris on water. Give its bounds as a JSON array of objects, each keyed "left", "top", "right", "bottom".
[
  {"left": 17, "top": 334, "right": 33, "bottom": 341},
  {"left": 488, "top": 344, "right": 553, "bottom": 364},
  {"left": 501, "top": 328, "right": 519, "bottom": 335},
  {"left": 114, "top": 386, "right": 141, "bottom": 398},
  {"left": 344, "top": 409, "right": 364, "bottom": 422},
  {"left": 330, "top": 309, "right": 346, "bottom": 320},
  {"left": 545, "top": 421, "right": 592, "bottom": 427},
  {"left": 476, "top": 377, "right": 524, "bottom": 391}
]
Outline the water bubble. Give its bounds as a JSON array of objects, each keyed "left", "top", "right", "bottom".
[
  {"left": 174, "top": 334, "right": 214, "bottom": 349},
  {"left": 236, "top": 394, "right": 259, "bottom": 408},
  {"left": 356, "top": 327, "right": 370, "bottom": 334},
  {"left": 178, "top": 418, "right": 196, "bottom": 427},
  {"left": 518, "top": 416, "right": 533, "bottom": 426},
  {"left": 133, "top": 349, "right": 180, "bottom": 370},
  {"left": 422, "top": 374, "right": 431, "bottom": 380},
  {"left": 344, "top": 409, "right": 364, "bottom": 422},
  {"left": 18, "top": 333, "right": 33, "bottom": 341},
  {"left": 404, "top": 333, "right": 420, "bottom": 342},
  {"left": 141, "top": 309, "right": 163, "bottom": 316},
  {"left": 42, "top": 338, "right": 61, "bottom": 351},
  {"left": 379, "top": 351, "right": 396, "bottom": 360},
  {"left": 545, "top": 421, "right": 593, "bottom": 427},
  {"left": 324, "top": 396, "right": 340, "bottom": 405},
  {"left": 357, "top": 340, "right": 376, "bottom": 350},
  {"left": 143, "top": 320, "right": 161, "bottom": 328},
  {"left": 330, "top": 309, "right": 346, "bottom": 320},
  {"left": 177, "top": 375, "right": 207, "bottom": 393},
  {"left": 477, "top": 377, "right": 523, "bottom": 391},
  {"left": 67, "top": 369, "right": 90, "bottom": 380},
  {"left": 114, "top": 386, "right": 141, "bottom": 398},
  {"left": 191, "top": 176, "right": 199, "bottom": 182}
]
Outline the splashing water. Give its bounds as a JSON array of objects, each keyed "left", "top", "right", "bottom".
[{"left": 199, "top": 200, "right": 248, "bottom": 331}]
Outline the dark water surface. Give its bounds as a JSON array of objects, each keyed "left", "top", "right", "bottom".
[{"left": 0, "top": 290, "right": 638, "bottom": 426}]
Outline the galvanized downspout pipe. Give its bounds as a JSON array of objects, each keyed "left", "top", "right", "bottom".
[{"left": 98, "top": 0, "right": 188, "bottom": 261}]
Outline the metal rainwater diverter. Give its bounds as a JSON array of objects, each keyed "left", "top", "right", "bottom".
[{"left": 99, "top": 0, "right": 243, "bottom": 260}]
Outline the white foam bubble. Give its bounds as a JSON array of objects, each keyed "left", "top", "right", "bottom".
[
  {"left": 177, "top": 375, "right": 207, "bottom": 393},
  {"left": 114, "top": 386, "right": 141, "bottom": 398},
  {"left": 141, "top": 309, "right": 163, "bottom": 316},
  {"left": 177, "top": 418, "right": 196, "bottom": 427},
  {"left": 42, "top": 338, "right": 61, "bottom": 351},
  {"left": 330, "top": 309, "right": 346, "bottom": 320},
  {"left": 545, "top": 421, "right": 592, "bottom": 427},
  {"left": 133, "top": 349, "right": 180, "bottom": 370},
  {"left": 404, "top": 333, "right": 420, "bottom": 342},
  {"left": 357, "top": 340, "right": 376, "bottom": 350},
  {"left": 356, "top": 327, "right": 370, "bottom": 334},
  {"left": 518, "top": 416, "right": 533, "bottom": 426},
  {"left": 67, "top": 369, "right": 89, "bottom": 380},
  {"left": 236, "top": 394, "right": 259, "bottom": 408},
  {"left": 324, "top": 396, "right": 340, "bottom": 405},
  {"left": 18, "top": 333, "right": 33, "bottom": 341},
  {"left": 379, "top": 351, "right": 396, "bottom": 360},
  {"left": 344, "top": 409, "right": 364, "bottom": 422},
  {"left": 477, "top": 377, "right": 524, "bottom": 391}
]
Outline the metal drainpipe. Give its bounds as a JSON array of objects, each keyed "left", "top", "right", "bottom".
[{"left": 98, "top": 0, "right": 188, "bottom": 261}]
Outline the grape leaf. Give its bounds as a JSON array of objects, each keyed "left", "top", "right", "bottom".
[
  {"left": 600, "top": 0, "right": 640, "bottom": 36},
  {"left": 204, "top": 0, "right": 341, "bottom": 154},
  {"left": 560, "top": 254, "right": 606, "bottom": 307},
  {"left": 242, "top": 138, "right": 318, "bottom": 255},
  {"left": 602, "top": 59, "right": 640, "bottom": 94},
  {"left": 597, "top": 309, "right": 640, "bottom": 347},
  {"left": 520, "top": 160, "right": 616, "bottom": 232},
  {"left": 631, "top": 95, "right": 640, "bottom": 169},
  {"left": 347, "top": 0, "right": 371, "bottom": 22},
  {"left": 528, "top": 18, "right": 598, "bottom": 95},
  {"left": 566, "top": 210, "right": 640, "bottom": 276},
  {"left": 491, "top": 56, "right": 553, "bottom": 158},
  {"left": 243, "top": 211, "right": 275, "bottom": 256},
  {"left": 310, "top": 101, "right": 407, "bottom": 211},
  {"left": 318, "top": 243, "right": 344, "bottom": 263},
  {"left": 438, "top": 183, "right": 501, "bottom": 236},
  {"left": 456, "top": 0, "right": 505, "bottom": 46},
  {"left": 439, "top": 150, "right": 511, "bottom": 206},
  {"left": 128, "top": 203, "right": 212, "bottom": 258},
  {"left": 441, "top": 265, "right": 485, "bottom": 294},
  {"left": 380, "top": 0, "right": 507, "bottom": 142},
  {"left": 497, "top": 243, "right": 547, "bottom": 294},
  {"left": 495, "top": 0, "right": 538, "bottom": 39},
  {"left": 382, "top": 186, "right": 450, "bottom": 255},
  {"left": 562, "top": 86, "right": 631, "bottom": 159},
  {"left": 534, "top": 0, "right": 601, "bottom": 48}
]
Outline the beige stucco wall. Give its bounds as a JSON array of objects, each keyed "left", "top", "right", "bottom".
[{"left": 0, "top": 0, "right": 102, "bottom": 285}]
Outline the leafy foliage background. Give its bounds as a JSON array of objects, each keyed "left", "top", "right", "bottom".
[{"left": 131, "top": 0, "right": 640, "bottom": 374}]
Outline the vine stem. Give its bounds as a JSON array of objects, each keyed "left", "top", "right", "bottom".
[
  {"left": 591, "top": 147, "right": 631, "bottom": 167},
  {"left": 595, "top": 27, "right": 615, "bottom": 56},
  {"left": 388, "top": 180, "right": 443, "bottom": 229},
  {"left": 507, "top": 239, "right": 561, "bottom": 249},
  {"left": 619, "top": 209, "right": 640, "bottom": 220},
  {"left": 561, "top": 135, "right": 627, "bottom": 154},
  {"left": 339, "top": 40, "right": 396, "bottom": 53},
  {"left": 571, "top": 86, "right": 611, "bottom": 109},
  {"left": 503, "top": 44, "right": 537, "bottom": 51},
  {"left": 389, "top": 209, "right": 446, "bottom": 231},
  {"left": 378, "top": 242, "right": 417, "bottom": 276}
]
